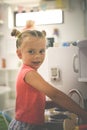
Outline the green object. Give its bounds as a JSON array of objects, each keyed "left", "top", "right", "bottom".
[{"left": 0, "top": 111, "right": 11, "bottom": 130}]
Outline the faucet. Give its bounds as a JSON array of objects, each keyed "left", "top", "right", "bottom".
[{"left": 68, "top": 89, "right": 84, "bottom": 108}]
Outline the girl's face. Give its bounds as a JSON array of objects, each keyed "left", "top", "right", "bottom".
[{"left": 17, "top": 36, "right": 46, "bottom": 70}]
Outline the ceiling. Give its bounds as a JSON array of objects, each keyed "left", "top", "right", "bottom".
[
  {"left": 0, "top": 0, "right": 56, "bottom": 9},
  {"left": 0, "top": 0, "right": 41, "bottom": 6}
]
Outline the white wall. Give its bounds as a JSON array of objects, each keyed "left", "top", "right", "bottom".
[{"left": 35, "top": 0, "right": 86, "bottom": 43}]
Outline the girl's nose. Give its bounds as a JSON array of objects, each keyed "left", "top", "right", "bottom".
[{"left": 34, "top": 53, "right": 40, "bottom": 58}]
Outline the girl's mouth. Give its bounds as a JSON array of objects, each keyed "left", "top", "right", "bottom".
[{"left": 32, "top": 61, "right": 41, "bottom": 66}]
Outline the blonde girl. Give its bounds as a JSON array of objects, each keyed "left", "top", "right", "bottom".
[{"left": 8, "top": 29, "right": 87, "bottom": 130}]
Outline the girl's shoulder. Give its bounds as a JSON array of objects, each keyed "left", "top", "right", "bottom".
[{"left": 22, "top": 64, "right": 34, "bottom": 71}]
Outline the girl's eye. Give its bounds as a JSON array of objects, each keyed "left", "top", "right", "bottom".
[
  {"left": 40, "top": 49, "right": 45, "bottom": 54},
  {"left": 28, "top": 50, "right": 35, "bottom": 54}
]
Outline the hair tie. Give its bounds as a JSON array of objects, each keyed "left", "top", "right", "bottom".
[{"left": 16, "top": 32, "right": 21, "bottom": 38}]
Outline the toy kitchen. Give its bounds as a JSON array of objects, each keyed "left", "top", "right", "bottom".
[{"left": 38, "top": 39, "right": 87, "bottom": 130}]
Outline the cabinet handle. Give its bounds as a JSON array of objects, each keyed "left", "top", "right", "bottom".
[{"left": 73, "top": 54, "right": 78, "bottom": 73}]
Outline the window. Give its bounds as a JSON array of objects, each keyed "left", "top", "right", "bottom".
[{"left": 14, "top": 9, "right": 63, "bottom": 27}]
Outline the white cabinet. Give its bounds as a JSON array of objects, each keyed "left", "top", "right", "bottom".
[
  {"left": 77, "top": 40, "right": 87, "bottom": 82},
  {"left": 0, "top": 68, "right": 19, "bottom": 98}
]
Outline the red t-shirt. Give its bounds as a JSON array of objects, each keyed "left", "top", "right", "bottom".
[{"left": 15, "top": 64, "right": 46, "bottom": 125}]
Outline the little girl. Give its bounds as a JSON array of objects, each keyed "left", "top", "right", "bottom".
[{"left": 8, "top": 29, "right": 87, "bottom": 130}]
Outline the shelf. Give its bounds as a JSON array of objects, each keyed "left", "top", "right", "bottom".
[
  {"left": 0, "top": 68, "right": 18, "bottom": 92},
  {"left": 0, "top": 68, "right": 19, "bottom": 71},
  {"left": 78, "top": 78, "right": 87, "bottom": 82},
  {"left": 0, "top": 86, "right": 11, "bottom": 94}
]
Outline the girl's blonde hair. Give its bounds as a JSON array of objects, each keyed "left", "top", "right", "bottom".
[{"left": 11, "top": 29, "right": 46, "bottom": 48}]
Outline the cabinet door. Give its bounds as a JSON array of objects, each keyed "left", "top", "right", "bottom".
[{"left": 77, "top": 40, "right": 87, "bottom": 82}]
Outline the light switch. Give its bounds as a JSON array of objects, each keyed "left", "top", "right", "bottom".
[{"left": 50, "top": 67, "right": 60, "bottom": 81}]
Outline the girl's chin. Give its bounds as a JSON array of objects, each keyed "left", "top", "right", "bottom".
[
  {"left": 26, "top": 64, "right": 39, "bottom": 68},
  {"left": 29, "top": 63, "right": 41, "bottom": 69},
  {"left": 34, "top": 64, "right": 41, "bottom": 69},
  {"left": 34, "top": 66, "right": 40, "bottom": 70}
]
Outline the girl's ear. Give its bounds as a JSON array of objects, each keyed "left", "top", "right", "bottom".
[{"left": 16, "top": 49, "right": 22, "bottom": 59}]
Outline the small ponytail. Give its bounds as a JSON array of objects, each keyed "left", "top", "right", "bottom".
[
  {"left": 11, "top": 29, "right": 22, "bottom": 48},
  {"left": 11, "top": 29, "right": 21, "bottom": 38}
]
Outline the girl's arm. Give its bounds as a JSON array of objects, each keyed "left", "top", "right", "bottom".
[{"left": 25, "top": 70, "right": 87, "bottom": 123}]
